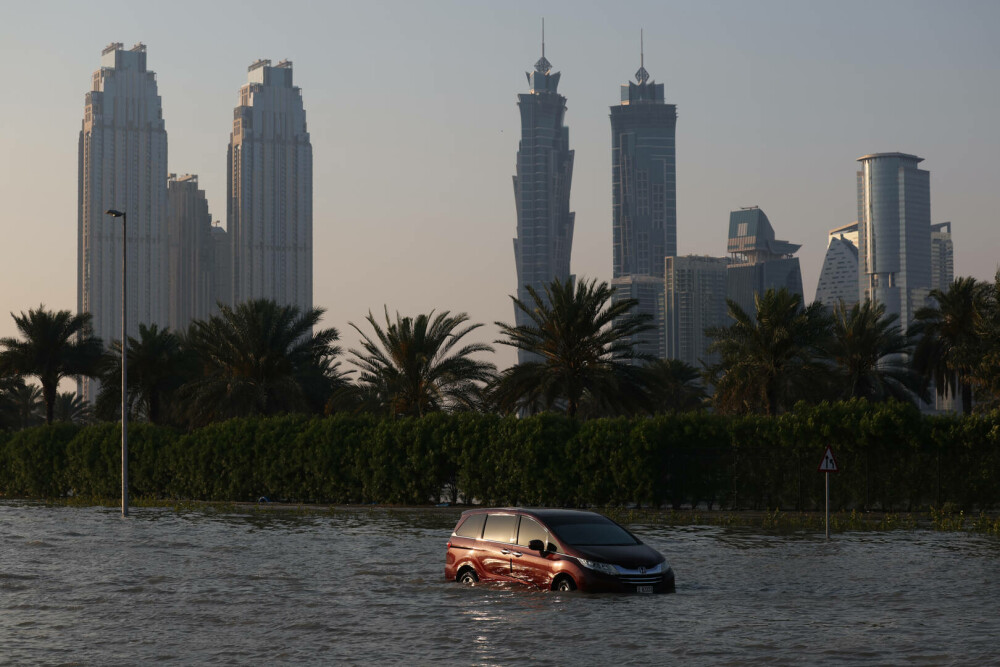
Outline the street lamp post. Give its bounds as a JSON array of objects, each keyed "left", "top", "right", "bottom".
[{"left": 105, "top": 209, "right": 128, "bottom": 518}]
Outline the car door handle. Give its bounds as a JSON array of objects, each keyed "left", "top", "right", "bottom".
[
  {"left": 512, "top": 552, "right": 523, "bottom": 558},
  {"left": 500, "top": 549, "right": 511, "bottom": 554}
]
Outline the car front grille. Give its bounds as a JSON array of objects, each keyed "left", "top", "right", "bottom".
[{"left": 618, "top": 573, "right": 664, "bottom": 586}]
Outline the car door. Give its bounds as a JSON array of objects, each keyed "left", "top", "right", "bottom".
[
  {"left": 511, "top": 515, "right": 556, "bottom": 589},
  {"left": 477, "top": 513, "right": 518, "bottom": 581}
]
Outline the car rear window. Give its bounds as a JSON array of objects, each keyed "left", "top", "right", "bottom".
[
  {"left": 544, "top": 515, "right": 639, "bottom": 546},
  {"left": 455, "top": 513, "right": 486, "bottom": 538},
  {"left": 481, "top": 514, "right": 517, "bottom": 543}
]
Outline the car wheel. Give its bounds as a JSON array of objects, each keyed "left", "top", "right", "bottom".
[
  {"left": 553, "top": 575, "right": 576, "bottom": 592},
  {"left": 458, "top": 568, "right": 479, "bottom": 585}
]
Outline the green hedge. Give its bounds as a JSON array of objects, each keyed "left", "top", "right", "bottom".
[{"left": 2, "top": 401, "right": 999, "bottom": 510}]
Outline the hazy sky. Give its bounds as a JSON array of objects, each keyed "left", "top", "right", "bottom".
[{"left": 1, "top": 0, "right": 998, "bottom": 371}]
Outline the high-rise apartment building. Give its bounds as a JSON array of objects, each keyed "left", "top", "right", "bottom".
[
  {"left": 726, "top": 207, "right": 803, "bottom": 316},
  {"left": 815, "top": 222, "right": 860, "bottom": 309},
  {"left": 930, "top": 222, "right": 954, "bottom": 292},
  {"left": 167, "top": 174, "right": 215, "bottom": 330},
  {"left": 512, "top": 44, "right": 575, "bottom": 362},
  {"left": 857, "top": 153, "right": 932, "bottom": 331},
  {"left": 610, "top": 45, "right": 676, "bottom": 360},
  {"left": 211, "top": 224, "right": 231, "bottom": 315},
  {"left": 664, "top": 255, "right": 729, "bottom": 367},
  {"left": 78, "top": 42, "right": 169, "bottom": 400},
  {"left": 228, "top": 59, "right": 312, "bottom": 312}
]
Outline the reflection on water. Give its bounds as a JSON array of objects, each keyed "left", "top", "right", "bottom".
[{"left": 2, "top": 502, "right": 999, "bottom": 664}]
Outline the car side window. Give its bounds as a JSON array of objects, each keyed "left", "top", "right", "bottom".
[
  {"left": 481, "top": 514, "right": 517, "bottom": 543},
  {"left": 455, "top": 513, "right": 486, "bottom": 538},
  {"left": 516, "top": 517, "right": 548, "bottom": 548}
]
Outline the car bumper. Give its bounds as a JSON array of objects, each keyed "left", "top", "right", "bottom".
[{"left": 576, "top": 567, "right": 676, "bottom": 594}]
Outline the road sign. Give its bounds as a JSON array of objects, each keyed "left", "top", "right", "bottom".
[{"left": 818, "top": 446, "right": 839, "bottom": 473}]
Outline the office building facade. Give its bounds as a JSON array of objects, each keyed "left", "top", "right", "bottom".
[
  {"left": 856, "top": 153, "right": 932, "bottom": 331},
  {"left": 726, "top": 207, "right": 803, "bottom": 317},
  {"left": 930, "top": 222, "right": 954, "bottom": 292},
  {"left": 78, "top": 42, "right": 169, "bottom": 400},
  {"left": 609, "top": 52, "right": 676, "bottom": 360},
  {"left": 611, "top": 274, "right": 665, "bottom": 359},
  {"left": 167, "top": 174, "right": 215, "bottom": 330},
  {"left": 512, "top": 47, "right": 575, "bottom": 362},
  {"left": 228, "top": 59, "right": 312, "bottom": 312},
  {"left": 664, "top": 255, "right": 729, "bottom": 367},
  {"left": 815, "top": 222, "right": 860, "bottom": 309}
]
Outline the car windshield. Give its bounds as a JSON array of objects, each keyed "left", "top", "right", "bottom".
[{"left": 544, "top": 515, "right": 639, "bottom": 546}]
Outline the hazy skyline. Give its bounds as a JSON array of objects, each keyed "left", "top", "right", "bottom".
[{"left": 2, "top": 0, "right": 998, "bottom": 370}]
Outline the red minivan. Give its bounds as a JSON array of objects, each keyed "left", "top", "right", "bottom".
[{"left": 445, "top": 508, "right": 675, "bottom": 594}]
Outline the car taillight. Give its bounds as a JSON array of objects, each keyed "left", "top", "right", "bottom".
[{"left": 447, "top": 541, "right": 453, "bottom": 548}]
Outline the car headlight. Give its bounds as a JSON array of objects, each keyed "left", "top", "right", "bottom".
[{"left": 578, "top": 559, "right": 618, "bottom": 576}]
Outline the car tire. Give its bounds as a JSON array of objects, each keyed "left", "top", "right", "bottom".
[
  {"left": 458, "top": 568, "right": 479, "bottom": 584},
  {"left": 553, "top": 575, "right": 576, "bottom": 592}
]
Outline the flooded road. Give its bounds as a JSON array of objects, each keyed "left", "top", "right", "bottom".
[{"left": 2, "top": 503, "right": 998, "bottom": 664}]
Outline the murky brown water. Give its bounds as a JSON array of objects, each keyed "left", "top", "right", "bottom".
[{"left": 2, "top": 502, "right": 998, "bottom": 664}]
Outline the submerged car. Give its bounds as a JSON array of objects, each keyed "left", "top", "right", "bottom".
[{"left": 445, "top": 508, "right": 675, "bottom": 593}]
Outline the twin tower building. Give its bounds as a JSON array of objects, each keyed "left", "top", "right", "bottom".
[
  {"left": 78, "top": 43, "right": 311, "bottom": 399},
  {"left": 513, "top": 42, "right": 677, "bottom": 363}
]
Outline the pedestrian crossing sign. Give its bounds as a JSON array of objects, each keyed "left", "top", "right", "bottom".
[{"left": 818, "top": 446, "right": 839, "bottom": 473}]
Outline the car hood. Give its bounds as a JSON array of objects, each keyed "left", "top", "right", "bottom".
[{"left": 570, "top": 543, "right": 664, "bottom": 569}]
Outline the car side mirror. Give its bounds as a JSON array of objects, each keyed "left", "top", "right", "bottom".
[{"left": 528, "top": 539, "right": 547, "bottom": 553}]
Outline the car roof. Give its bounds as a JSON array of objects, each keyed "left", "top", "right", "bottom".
[{"left": 459, "top": 507, "right": 605, "bottom": 519}]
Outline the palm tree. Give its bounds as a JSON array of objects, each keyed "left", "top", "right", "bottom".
[
  {"left": 96, "top": 323, "right": 189, "bottom": 424},
  {"left": 493, "top": 277, "right": 652, "bottom": 418},
  {"left": 828, "top": 299, "right": 928, "bottom": 404},
  {"left": 182, "top": 299, "right": 342, "bottom": 426},
  {"left": 0, "top": 373, "right": 29, "bottom": 429},
  {"left": 640, "top": 358, "right": 706, "bottom": 414},
  {"left": 911, "top": 277, "right": 990, "bottom": 415},
  {"left": 0, "top": 306, "right": 103, "bottom": 424},
  {"left": 53, "top": 391, "right": 92, "bottom": 424},
  {"left": 349, "top": 309, "right": 496, "bottom": 417},
  {"left": 970, "top": 270, "right": 1000, "bottom": 410},
  {"left": 706, "top": 288, "right": 832, "bottom": 416}
]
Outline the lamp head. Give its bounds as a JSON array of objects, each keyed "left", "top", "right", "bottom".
[{"left": 105, "top": 209, "right": 125, "bottom": 218}]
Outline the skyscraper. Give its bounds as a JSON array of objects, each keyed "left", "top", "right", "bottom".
[
  {"left": 930, "top": 222, "right": 954, "bottom": 292},
  {"left": 228, "top": 59, "right": 312, "bottom": 312},
  {"left": 610, "top": 38, "right": 676, "bottom": 359},
  {"left": 78, "top": 42, "right": 169, "bottom": 400},
  {"left": 167, "top": 174, "right": 214, "bottom": 330},
  {"left": 512, "top": 39, "right": 575, "bottom": 362},
  {"left": 726, "top": 207, "right": 803, "bottom": 316},
  {"left": 857, "top": 153, "right": 931, "bottom": 331},
  {"left": 664, "top": 255, "right": 729, "bottom": 367},
  {"left": 814, "top": 222, "right": 860, "bottom": 309}
]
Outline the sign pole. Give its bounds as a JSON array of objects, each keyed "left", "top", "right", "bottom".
[
  {"left": 825, "top": 472, "right": 830, "bottom": 540},
  {"left": 818, "top": 446, "right": 838, "bottom": 540}
]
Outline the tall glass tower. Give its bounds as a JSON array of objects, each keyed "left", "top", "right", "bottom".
[
  {"left": 511, "top": 40, "right": 575, "bottom": 363},
  {"left": 228, "top": 59, "right": 312, "bottom": 312},
  {"left": 856, "top": 152, "right": 931, "bottom": 331},
  {"left": 78, "top": 42, "right": 169, "bottom": 401},
  {"left": 610, "top": 42, "right": 676, "bottom": 359}
]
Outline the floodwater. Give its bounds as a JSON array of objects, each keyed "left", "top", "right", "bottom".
[{"left": 2, "top": 503, "right": 998, "bottom": 665}]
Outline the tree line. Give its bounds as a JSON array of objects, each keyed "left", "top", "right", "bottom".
[{"left": 1, "top": 272, "right": 999, "bottom": 432}]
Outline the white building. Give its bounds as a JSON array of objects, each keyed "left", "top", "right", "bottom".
[
  {"left": 814, "top": 222, "right": 860, "bottom": 309},
  {"left": 78, "top": 42, "right": 169, "bottom": 400},
  {"left": 228, "top": 59, "right": 313, "bottom": 312}
]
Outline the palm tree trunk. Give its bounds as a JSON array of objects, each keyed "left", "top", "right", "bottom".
[{"left": 43, "top": 382, "right": 56, "bottom": 425}]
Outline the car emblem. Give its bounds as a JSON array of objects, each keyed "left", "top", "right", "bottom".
[{"left": 638, "top": 566, "right": 646, "bottom": 575}]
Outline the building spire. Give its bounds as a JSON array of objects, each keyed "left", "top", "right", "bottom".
[
  {"left": 535, "top": 18, "right": 552, "bottom": 73},
  {"left": 635, "top": 28, "right": 650, "bottom": 84}
]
